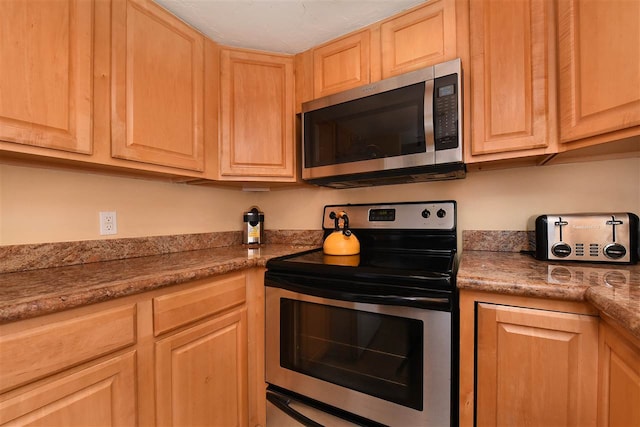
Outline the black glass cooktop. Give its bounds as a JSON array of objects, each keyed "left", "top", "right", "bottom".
[{"left": 266, "top": 247, "right": 457, "bottom": 289}]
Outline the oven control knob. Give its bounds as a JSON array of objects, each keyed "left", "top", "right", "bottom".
[
  {"left": 551, "top": 242, "right": 572, "bottom": 258},
  {"left": 604, "top": 243, "right": 626, "bottom": 259},
  {"left": 437, "top": 209, "right": 446, "bottom": 218},
  {"left": 421, "top": 209, "right": 431, "bottom": 218}
]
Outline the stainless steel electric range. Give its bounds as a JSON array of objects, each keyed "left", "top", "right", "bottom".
[{"left": 264, "top": 201, "right": 459, "bottom": 426}]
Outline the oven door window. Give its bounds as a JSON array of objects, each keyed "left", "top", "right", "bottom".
[{"left": 279, "top": 298, "right": 423, "bottom": 410}]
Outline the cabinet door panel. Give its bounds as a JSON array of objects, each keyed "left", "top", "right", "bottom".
[
  {"left": 380, "top": 0, "right": 456, "bottom": 79},
  {"left": 111, "top": 0, "right": 204, "bottom": 171},
  {"left": 0, "top": 0, "right": 93, "bottom": 154},
  {"left": 0, "top": 352, "right": 136, "bottom": 426},
  {"left": 476, "top": 303, "right": 598, "bottom": 427},
  {"left": 313, "top": 31, "right": 370, "bottom": 98},
  {"left": 156, "top": 308, "right": 248, "bottom": 426},
  {"left": 598, "top": 322, "right": 640, "bottom": 427},
  {"left": 219, "top": 49, "right": 295, "bottom": 179},
  {"left": 557, "top": 0, "right": 640, "bottom": 142},
  {"left": 469, "top": 0, "right": 554, "bottom": 157},
  {"left": 0, "top": 304, "right": 136, "bottom": 393}
]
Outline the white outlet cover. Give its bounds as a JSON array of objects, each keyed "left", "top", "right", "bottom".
[{"left": 99, "top": 211, "right": 117, "bottom": 235}]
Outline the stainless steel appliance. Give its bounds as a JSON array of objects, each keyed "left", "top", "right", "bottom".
[
  {"left": 535, "top": 213, "right": 639, "bottom": 264},
  {"left": 301, "top": 59, "right": 464, "bottom": 188},
  {"left": 265, "top": 201, "right": 459, "bottom": 426}
]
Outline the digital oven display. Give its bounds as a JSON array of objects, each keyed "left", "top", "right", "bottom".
[{"left": 369, "top": 208, "right": 396, "bottom": 222}]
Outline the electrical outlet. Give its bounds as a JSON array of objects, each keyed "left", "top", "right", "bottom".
[{"left": 99, "top": 211, "right": 117, "bottom": 235}]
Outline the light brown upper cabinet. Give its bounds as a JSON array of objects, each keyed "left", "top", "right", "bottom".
[
  {"left": 380, "top": 0, "right": 457, "bottom": 79},
  {"left": 557, "top": 0, "right": 640, "bottom": 146},
  {"left": 466, "top": 0, "right": 557, "bottom": 162},
  {"left": 218, "top": 48, "right": 296, "bottom": 181},
  {"left": 0, "top": 0, "right": 93, "bottom": 154},
  {"left": 312, "top": 31, "right": 371, "bottom": 99},
  {"left": 111, "top": 0, "right": 205, "bottom": 172}
]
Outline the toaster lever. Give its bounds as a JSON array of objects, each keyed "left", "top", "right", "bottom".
[
  {"left": 606, "top": 216, "right": 624, "bottom": 242},
  {"left": 554, "top": 218, "right": 569, "bottom": 241}
]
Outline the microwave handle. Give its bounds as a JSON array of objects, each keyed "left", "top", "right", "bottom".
[
  {"left": 267, "top": 390, "right": 324, "bottom": 427},
  {"left": 424, "top": 79, "right": 435, "bottom": 155}
]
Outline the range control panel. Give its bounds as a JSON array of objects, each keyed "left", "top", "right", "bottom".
[
  {"left": 535, "top": 213, "right": 639, "bottom": 264},
  {"left": 322, "top": 201, "right": 456, "bottom": 231}
]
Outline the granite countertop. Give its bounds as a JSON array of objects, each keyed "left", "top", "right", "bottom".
[
  {"left": 0, "top": 244, "right": 317, "bottom": 324},
  {"left": 458, "top": 251, "right": 640, "bottom": 341}
]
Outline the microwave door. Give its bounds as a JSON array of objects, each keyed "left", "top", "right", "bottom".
[{"left": 302, "top": 82, "right": 434, "bottom": 180}]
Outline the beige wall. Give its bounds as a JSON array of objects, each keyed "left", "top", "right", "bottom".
[{"left": 1, "top": 157, "right": 639, "bottom": 245}]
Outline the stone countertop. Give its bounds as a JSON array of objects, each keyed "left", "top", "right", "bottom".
[
  {"left": 0, "top": 244, "right": 317, "bottom": 324},
  {"left": 458, "top": 251, "right": 640, "bottom": 341}
]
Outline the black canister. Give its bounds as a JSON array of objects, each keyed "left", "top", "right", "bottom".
[{"left": 243, "top": 206, "right": 264, "bottom": 245}]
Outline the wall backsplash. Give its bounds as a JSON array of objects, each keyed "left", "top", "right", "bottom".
[{"left": 1, "top": 157, "right": 638, "bottom": 245}]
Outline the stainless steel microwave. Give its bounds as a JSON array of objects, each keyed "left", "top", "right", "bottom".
[{"left": 301, "top": 58, "right": 464, "bottom": 188}]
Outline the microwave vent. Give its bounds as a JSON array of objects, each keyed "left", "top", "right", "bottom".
[{"left": 307, "top": 163, "right": 466, "bottom": 189}]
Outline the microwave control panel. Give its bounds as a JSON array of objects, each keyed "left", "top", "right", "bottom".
[{"left": 433, "top": 73, "right": 459, "bottom": 151}]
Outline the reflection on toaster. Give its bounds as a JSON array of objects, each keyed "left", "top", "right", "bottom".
[{"left": 548, "top": 265, "right": 630, "bottom": 289}]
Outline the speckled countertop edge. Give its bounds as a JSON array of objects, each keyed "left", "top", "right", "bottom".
[
  {"left": 457, "top": 250, "right": 640, "bottom": 341},
  {"left": 0, "top": 244, "right": 318, "bottom": 323}
]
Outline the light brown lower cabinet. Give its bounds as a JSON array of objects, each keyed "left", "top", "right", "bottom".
[
  {"left": 0, "top": 269, "right": 266, "bottom": 427},
  {"left": 459, "top": 290, "right": 600, "bottom": 427},
  {"left": 156, "top": 307, "right": 248, "bottom": 426},
  {"left": 598, "top": 318, "right": 640, "bottom": 427}
]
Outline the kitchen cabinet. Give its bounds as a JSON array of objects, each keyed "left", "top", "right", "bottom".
[
  {"left": 0, "top": 269, "right": 266, "bottom": 427},
  {"left": 153, "top": 271, "right": 249, "bottom": 426},
  {"left": 556, "top": 0, "right": 640, "bottom": 148},
  {"left": 110, "top": 0, "right": 206, "bottom": 172},
  {"left": 466, "top": 0, "right": 557, "bottom": 163},
  {"left": 598, "top": 318, "right": 640, "bottom": 427},
  {"left": 156, "top": 309, "right": 248, "bottom": 426},
  {"left": 0, "top": 303, "right": 137, "bottom": 425},
  {"left": 0, "top": 0, "right": 93, "bottom": 155},
  {"left": 298, "top": 1, "right": 459, "bottom": 105},
  {"left": 217, "top": 48, "right": 296, "bottom": 181},
  {"left": 380, "top": 0, "right": 457, "bottom": 79},
  {"left": 459, "top": 290, "right": 599, "bottom": 427},
  {"left": 312, "top": 30, "right": 371, "bottom": 99}
]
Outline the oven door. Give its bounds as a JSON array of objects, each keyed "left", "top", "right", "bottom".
[{"left": 265, "top": 277, "right": 452, "bottom": 427}]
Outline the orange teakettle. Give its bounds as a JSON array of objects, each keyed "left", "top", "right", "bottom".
[{"left": 322, "top": 211, "right": 360, "bottom": 256}]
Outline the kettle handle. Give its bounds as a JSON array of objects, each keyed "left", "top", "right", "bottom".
[{"left": 329, "top": 211, "right": 352, "bottom": 236}]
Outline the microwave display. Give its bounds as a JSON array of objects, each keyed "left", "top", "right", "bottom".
[{"left": 304, "top": 83, "right": 426, "bottom": 169}]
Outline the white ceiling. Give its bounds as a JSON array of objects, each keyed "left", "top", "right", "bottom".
[{"left": 153, "top": 0, "right": 426, "bottom": 54}]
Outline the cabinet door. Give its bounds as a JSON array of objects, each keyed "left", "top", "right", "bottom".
[
  {"left": 476, "top": 303, "right": 598, "bottom": 426},
  {"left": 313, "top": 31, "right": 371, "bottom": 98},
  {"left": 219, "top": 49, "right": 295, "bottom": 180},
  {"left": 0, "top": 0, "right": 93, "bottom": 154},
  {"left": 557, "top": 0, "right": 640, "bottom": 144},
  {"left": 380, "top": 0, "right": 457, "bottom": 79},
  {"left": 155, "top": 308, "right": 248, "bottom": 426},
  {"left": 468, "top": 0, "right": 556, "bottom": 159},
  {"left": 0, "top": 352, "right": 136, "bottom": 426},
  {"left": 598, "top": 321, "right": 640, "bottom": 427},
  {"left": 111, "top": 0, "right": 205, "bottom": 171}
]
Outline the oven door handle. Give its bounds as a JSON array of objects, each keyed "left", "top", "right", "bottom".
[
  {"left": 267, "top": 277, "right": 452, "bottom": 310},
  {"left": 267, "top": 390, "right": 324, "bottom": 427}
]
